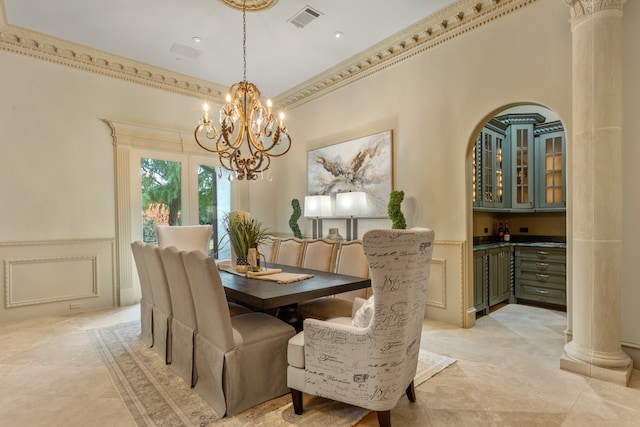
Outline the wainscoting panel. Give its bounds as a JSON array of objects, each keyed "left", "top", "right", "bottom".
[
  {"left": 424, "top": 240, "right": 466, "bottom": 327},
  {"left": 5, "top": 255, "right": 98, "bottom": 308},
  {"left": 426, "top": 258, "right": 447, "bottom": 309},
  {"left": 0, "top": 239, "right": 116, "bottom": 322}
]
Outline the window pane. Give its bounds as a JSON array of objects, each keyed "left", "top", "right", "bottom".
[
  {"left": 198, "top": 165, "right": 231, "bottom": 259},
  {"left": 141, "top": 158, "right": 182, "bottom": 243}
]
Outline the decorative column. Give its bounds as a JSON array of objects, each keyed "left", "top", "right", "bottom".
[{"left": 561, "top": 0, "right": 632, "bottom": 385}]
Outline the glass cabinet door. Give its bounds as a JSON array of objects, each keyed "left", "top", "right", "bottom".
[
  {"left": 510, "top": 125, "right": 534, "bottom": 210},
  {"left": 536, "top": 130, "right": 566, "bottom": 209},
  {"left": 474, "top": 125, "right": 507, "bottom": 209}
]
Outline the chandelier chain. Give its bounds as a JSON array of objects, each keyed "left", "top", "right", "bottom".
[{"left": 242, "top": 0, "right": 247, "bottom": 82}]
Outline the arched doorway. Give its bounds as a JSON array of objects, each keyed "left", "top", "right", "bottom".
[{"left": 469, "top": 104, "right": 567, "bottom": 318}]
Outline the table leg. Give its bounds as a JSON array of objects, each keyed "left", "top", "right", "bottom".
[{"left": 276, "top": 304, "right": 303, "bottom": 331}]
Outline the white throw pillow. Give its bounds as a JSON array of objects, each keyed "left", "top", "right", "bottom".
[{"left": 352, "top": 296, "right": 374, "bottom": 328}]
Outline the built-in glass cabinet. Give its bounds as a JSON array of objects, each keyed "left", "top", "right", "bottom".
[
  {"left": 472, "top": 112, "right": 565, "bottom": 212},
  {"left": 472, "top": 120, "right": 508, "bottom": 209}
]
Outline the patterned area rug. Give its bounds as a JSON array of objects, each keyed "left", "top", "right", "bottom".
[{"left": 89, "top": 321, "right": 455, "bottom": 427}]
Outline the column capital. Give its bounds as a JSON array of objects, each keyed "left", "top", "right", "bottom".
[{"left": 563, "top": 0, "right": 626, "bottom": 23}]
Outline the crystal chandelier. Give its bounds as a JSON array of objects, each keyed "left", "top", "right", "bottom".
[{"left": 194, "top": 0, "right": 291, "bottom": 181}]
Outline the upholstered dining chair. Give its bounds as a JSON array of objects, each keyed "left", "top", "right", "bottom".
[
  {"left": 141, "top": 243, "right": 173, "bottom": 363},
  {"left": 300, "top": 238, "right": 339, "bottom": 272},
  {"left": 131, "top": 241, "right": 155, "bottom": 347},
  {"left": 298, "top": 239, "right": 371, "bottom": 320},
  {"left": 258, "top": 235, "right": 279, "bottom": 265},
  {"left": 158, "top": 245, "right": 198, "bottom": 386},
  {"left": 182, "top": 250, "right": 297, "bottom": 417},
  {"left": 274, "top": 237, "right": 306, "bottom": 267},
  {"left": 287, "top": 228, "right": 435, "bottom": 427},
  {"left": 157, "top": 224, "right": 212, "bottom": 255}
]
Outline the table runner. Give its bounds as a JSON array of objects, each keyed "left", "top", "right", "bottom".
[{"left": 217, "top": 261, "right": 314, "bottom": 284}]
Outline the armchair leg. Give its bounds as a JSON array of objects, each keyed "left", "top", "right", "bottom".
[
  {"left": 376, "top": 410, "right": 391, "bottom": 427},
  {"left": 405, "top": 380, "right": 416, "bottom": 402},
  {"left": 290, "top": 389, "right": 303, "bottom": 415}
]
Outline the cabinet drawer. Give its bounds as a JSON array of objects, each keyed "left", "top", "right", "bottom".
[
  {"left": 515, "top": 270, "right": 566, "bottom": 286},
  {"left": 516, "top": 258, "right": 566, "bottom": 274},
  {"left": 516, "top": 247, "right": 566, "bottom": 262},
  {"left": 516, "top": 281, "right": 566, "bottom": 306}
]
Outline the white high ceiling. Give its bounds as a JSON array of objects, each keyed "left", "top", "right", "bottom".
[{"left": 2, "top": 0, "right": 457, "bottom": 98}]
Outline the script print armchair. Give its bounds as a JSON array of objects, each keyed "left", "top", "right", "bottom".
[{"left": 287, "top": 228, "right": 435, "bottom": 427}]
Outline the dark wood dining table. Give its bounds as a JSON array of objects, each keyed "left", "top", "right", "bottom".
[{"left": 218, "top": 263, "right": 371, "bottom": 330}]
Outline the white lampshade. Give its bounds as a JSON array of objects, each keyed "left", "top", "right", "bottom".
[
  {"left": 304, "top": 195, "right": 333, "bottom": 218},
  {"left": 335, "top": 191, "right": 367, "bottom": 217}
]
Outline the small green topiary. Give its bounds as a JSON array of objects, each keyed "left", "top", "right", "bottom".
[
  {"left": 388, "top": 190, "right": 407, "bottom": 229},
  {"left": 289, "top": 198, "right": 303, "bottom": 238}
]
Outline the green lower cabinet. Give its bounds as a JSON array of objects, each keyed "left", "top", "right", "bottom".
[
  {"left": 489, "top": 246, "right": 512, "bottom": 306},
  {"left": 474, "top": 246, "right": 512, "bottom": 315},
  {"left": 473, "top": 250, "right": 489, "bottom": 315},
  {"left": 515, "top": 246, "right": 567, "bottom": 307}
]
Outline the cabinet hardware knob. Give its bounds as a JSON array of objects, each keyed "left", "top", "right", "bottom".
[
  {"left": 536, "top": 274, "right": 549, "bottom": 281},
  {"left": 534, "top": 289, "right": 549, "bottom": 294}
]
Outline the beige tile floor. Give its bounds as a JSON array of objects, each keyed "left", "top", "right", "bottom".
[{"left": 0, "top": 303, "right": 638, "bottom": 426}]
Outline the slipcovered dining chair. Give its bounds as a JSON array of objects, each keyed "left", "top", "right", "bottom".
[
  {"left": 182, "top": 250, "right": 297, "bottom": 416},
  {"left": 141, "top": 243, "right": 173, "bottom": 363},
  {"left": 157, "top": 224, "right": 212, "bottom": 255},
  {"left": 274, "top": 237, "right": 305, "bottom": 267},
  {"left": 287, "top": 228, "right": 435, "bottom": 427},
  {"left": 298, "top": 239, "right": 371, "bottom": 320},
  {"left": 158, "top": 245, "right": 198, "bottom": 386},
  {"left": 131, "top": 241, "right": 155, "bottom": 347},
  {"left": 300, "top": 238, "right": 339, "bottom": 272}
]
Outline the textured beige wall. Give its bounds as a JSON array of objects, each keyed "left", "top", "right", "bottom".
[{"left": 256, "top": 0, "right": 573, "bottom": 325}]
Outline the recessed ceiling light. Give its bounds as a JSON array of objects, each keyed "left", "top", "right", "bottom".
[
  {"left": 192, "top": 36, "right": 202, "bottom": 43},
  {"left": 334, "top": 31, "right": 344, "bottom": 39}
]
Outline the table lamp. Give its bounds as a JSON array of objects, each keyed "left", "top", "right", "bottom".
[
  {"left": 304, "top": 195, "right": 332, "bottom": 239},
  {"left": 335, "top": 191, "right": 367, "bottom": 241}
]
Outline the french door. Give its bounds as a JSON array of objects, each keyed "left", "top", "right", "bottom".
[{"left": 131, "top": 150, "right": 232, "bottom": 258}]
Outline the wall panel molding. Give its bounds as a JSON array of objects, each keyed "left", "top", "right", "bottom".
[
  {"left": 5, "top": 255, "right": 99, "bottom": 308},
  {"left": 426, "top": 258, "right": 447, "bottom": 309},
  {"left": 0, "top": 238, "right": 116, "bottom": 322},
  {"left": 427, "top": 240, "right": 466, "bottom": 326}
]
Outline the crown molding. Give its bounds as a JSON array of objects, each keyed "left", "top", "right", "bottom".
[
  {"left": 0, "top": 22, "right": 229, "bottom": 103},
  {"left": 0, "top": 0, "right": 538, "bottom": 110},
  {"left": 274, "top": 0, "right": 539, "bottom": 109}
]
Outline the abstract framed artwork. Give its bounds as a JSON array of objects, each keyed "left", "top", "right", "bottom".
[{"left": 307, "top": 130, "right": 392, "bottom": 218}]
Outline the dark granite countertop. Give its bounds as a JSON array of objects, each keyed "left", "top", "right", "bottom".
[{"left": 473, "top": 236, "right": 566, "bottom": 250}]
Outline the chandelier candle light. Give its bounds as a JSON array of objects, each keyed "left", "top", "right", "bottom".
[{"left": 194, "top": 0, "right": 292, "bottom": 180}]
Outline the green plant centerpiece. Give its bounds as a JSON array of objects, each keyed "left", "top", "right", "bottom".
[
  {"left": 388, "top": 190, "right": 407, "bottom": 229},
  {"left": 224, "top": 210, "right": 267, "bottom": 272},
  {"left": 289, "top": 198, "right": 303, "bottom": 239}
]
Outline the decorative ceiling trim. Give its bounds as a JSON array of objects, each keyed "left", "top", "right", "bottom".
[
  {"left": 0, "top": 0, "right": 538, "bottom": 110},
  {"left": 273, "top": 0, "right": 539, "bottom": 109},
  {"left": 0, "top": 23, "right": 229, "bottom": 102},
  {"left": 218, "top": 0, "right": 278, "bottom": 12}
]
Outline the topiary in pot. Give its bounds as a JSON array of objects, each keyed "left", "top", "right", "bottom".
[
  {"left": 289, "top": 199, "right": 303, "bottom": 239},
  {"left": 387, "top": 190, "right": 407, "bottom": 229}
]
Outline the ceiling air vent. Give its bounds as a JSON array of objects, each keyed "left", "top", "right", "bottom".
[
  {"left": 170, "top": 43, "right": 202, "bottom": 60},
  {"left": 288, "top": 6, "right": 322, "bottom": 28}
]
